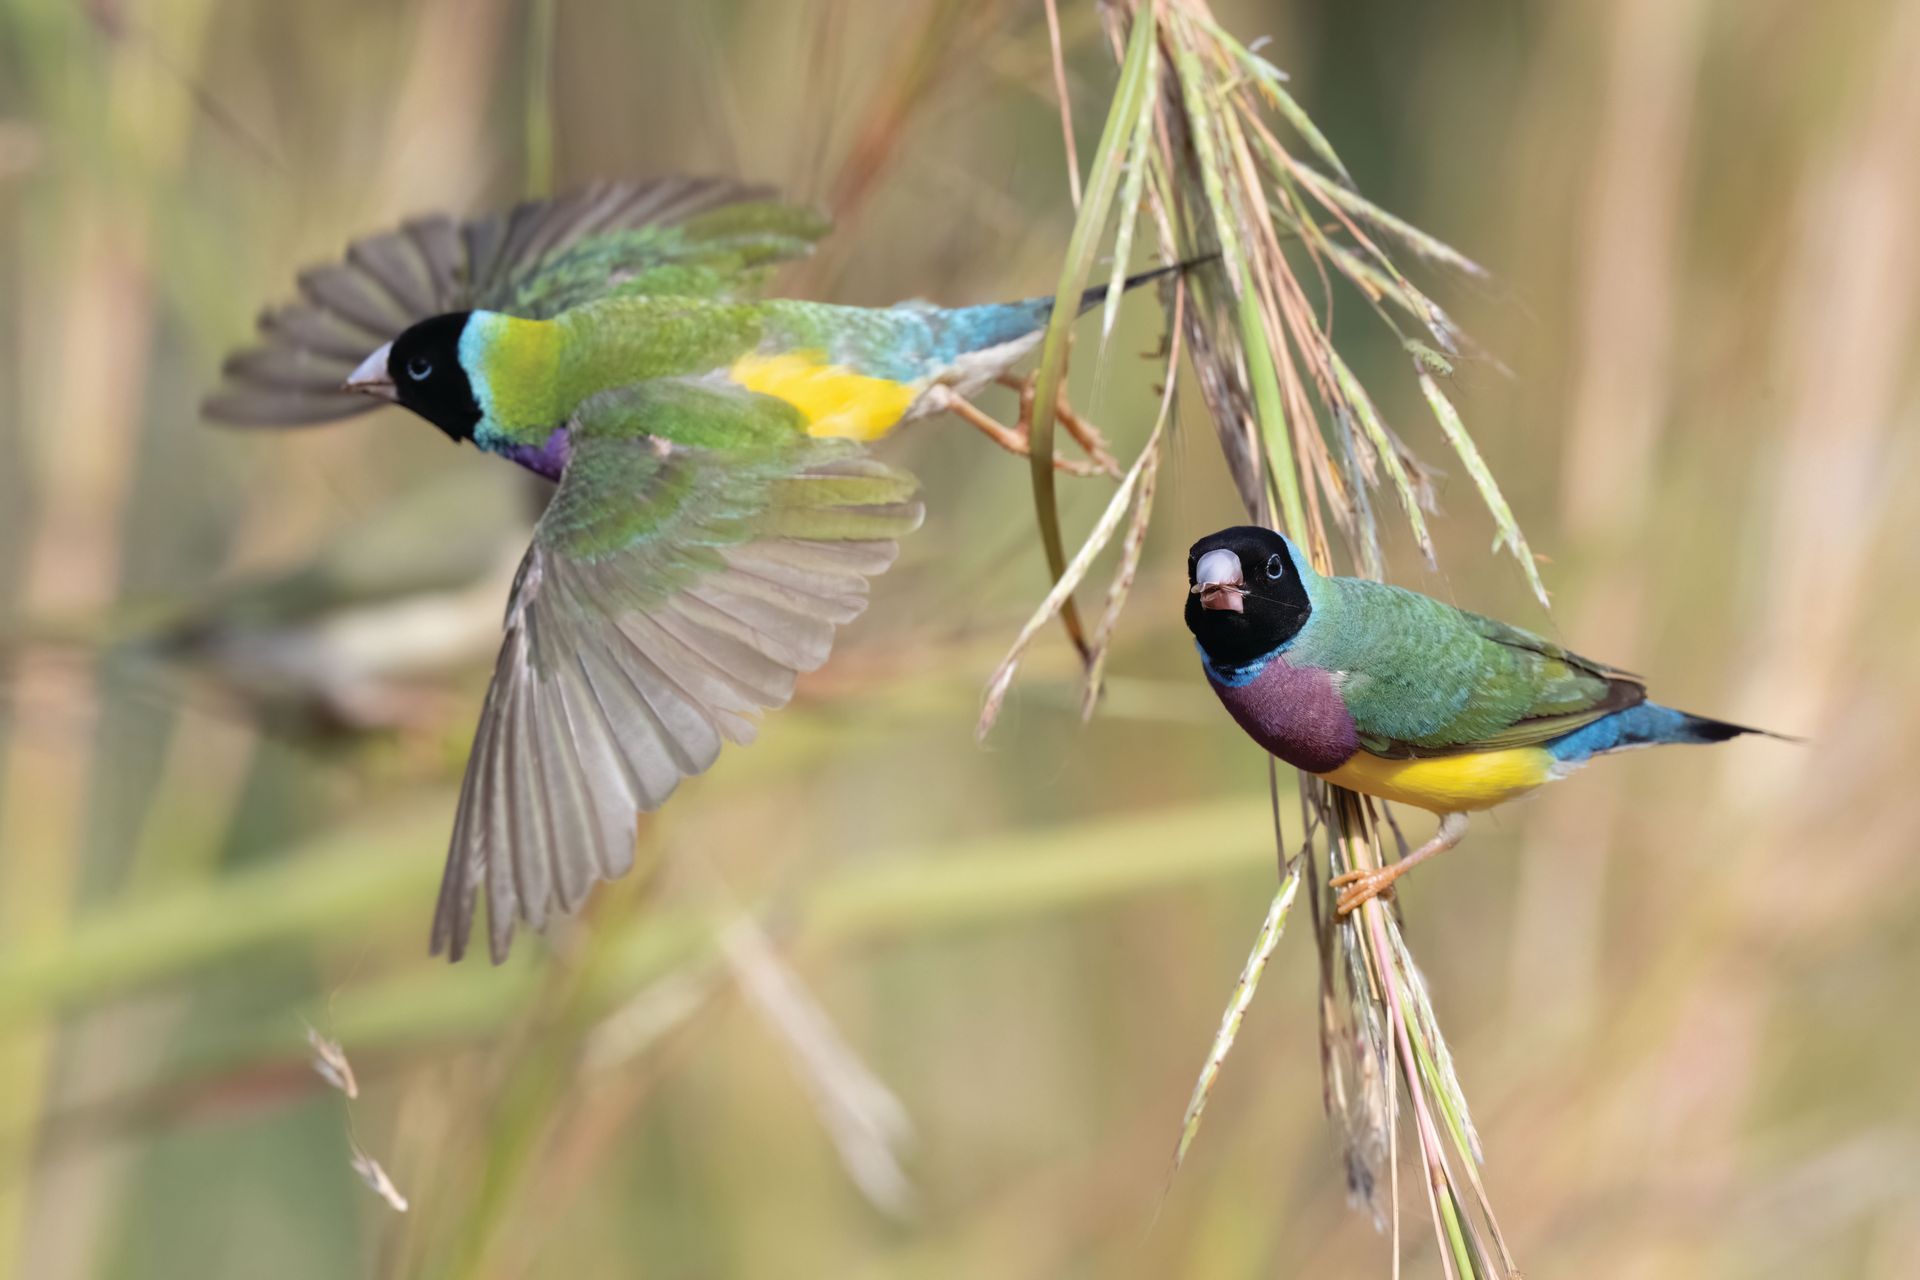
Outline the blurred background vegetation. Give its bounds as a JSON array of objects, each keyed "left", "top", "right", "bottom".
[{"left": 3, "top": 0, "right": 1919, "bottom": 1276}]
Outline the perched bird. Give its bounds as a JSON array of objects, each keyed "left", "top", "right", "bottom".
[
  {"left": 1184, "top": 526, "right": 1783, "bottom": 913},
  {"left": 208, "top": 175, "right": 1190, "bottom": 961}
]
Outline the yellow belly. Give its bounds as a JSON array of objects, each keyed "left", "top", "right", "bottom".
[
  {"left": 1315, "top": 746, "right": 1557, "bottom": 813},
  {"left": 729, "top": 352, "right": 917, "bottom": 442}
]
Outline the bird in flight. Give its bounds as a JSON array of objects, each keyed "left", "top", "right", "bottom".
[
  {"left": 208, "top": 176, "right": 1191, "bottom": 960},
  {"left": 1183, "top": 525, "right": 1786, "bottom": 912}
]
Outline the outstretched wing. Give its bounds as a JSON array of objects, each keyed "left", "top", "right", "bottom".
[
  {"left": 433, "top": 380, "right": 922, "bottom": 963},
  {"left": 204, "top": 176, "right": 827, "bottom": 426}
]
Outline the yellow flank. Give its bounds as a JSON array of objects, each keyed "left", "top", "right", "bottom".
[
  {"left": 1315, "top": 746, "right": 1558, "bottom": 813},
  {"left": 729, "top": 351, "right": 917, "bottom": 442}
]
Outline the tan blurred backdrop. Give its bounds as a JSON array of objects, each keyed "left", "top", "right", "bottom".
[{"left": 1, "top": 1, "right": 1917, "bottom": 1276}]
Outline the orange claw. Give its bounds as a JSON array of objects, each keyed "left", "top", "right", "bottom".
[
  {"left": 948, "top": 394, "right": 1106, "bottom": 478},
  {"left": 1330, "top": 812, "right": 1470, "bottom": 917}
]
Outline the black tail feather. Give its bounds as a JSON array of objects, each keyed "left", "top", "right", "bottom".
[
  {"left": 1681, "top": 713, "right": 1755, "bottom": 744},
  {"left": 1672, "top": 710, "right": 1801, "bottom": 746},
  {"left": 1706, "top": 715, "right": 1799, "bottom": 743},
  {"left": 1077, "top": 254, "right": 1221, "bottom": 314}
]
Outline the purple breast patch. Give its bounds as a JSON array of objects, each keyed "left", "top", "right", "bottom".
[
  {"left": 495, "top": 426, "right": 573, "bottom": 480},
  {"left": 1204, "top": 652, "right": 1360, "bottom": 775}
]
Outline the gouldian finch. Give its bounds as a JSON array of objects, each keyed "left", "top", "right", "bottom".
[
  {"left": 208, "top": 176, "right": 1190, "bottom": 961},
  {"left": 1184, "top": 526, "right": 1783, "bottom": 912}
]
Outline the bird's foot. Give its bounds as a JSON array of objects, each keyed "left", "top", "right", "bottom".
[
  {"left": 1329, "top": 813, "right": 1470, "bottom": 917},
  {"left": 1330, "top": 865, "right": 1402, "bottom": 916},
  {"left": 1054, "top": 398, "right": 1123, "bottom": 478},
  {"left": 997, "top": 373, "right": 1124, "bottom": 478},
  {"left": 948, "top": 395, "right": 1107, "bottom": 477}
]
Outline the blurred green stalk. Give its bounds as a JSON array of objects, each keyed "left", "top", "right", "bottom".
[{"left": 0, "top": 796, "right": 1279, "bottom": 1047}]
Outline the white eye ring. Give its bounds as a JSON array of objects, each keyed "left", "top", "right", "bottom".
[
  {"left": 406, "top": 356, "right": 432, "bottom": 381},
  {"left": 1265, "top": 553, "right": 1285, "bottom": 579}
]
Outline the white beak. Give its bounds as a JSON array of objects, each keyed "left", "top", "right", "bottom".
[
  {"left": 344, "top": 342, "right": 396, "bottom": 400},
  {"left": 1193, "top": 548, "right": 1246, "bottom": 613}
]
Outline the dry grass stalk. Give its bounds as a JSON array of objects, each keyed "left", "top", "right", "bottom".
[
  {"left": 1079, "top": 289, "right": 1183, "bottom": 720},
  {"left": 351, "top": 1142, "right": 412, "bottom": 1215},
  {"left": 306, "top": 1022, "right": 360, "bottom": 1100},
  {"left": 719, "top": 918, "right": 916, "bottom": 1218},
  {"left": 1024, "top": 2, "right": 1540, "bottom": 1272},
  {"left": 1169, "top": 850, "right": 1302, "bottom": 1176},
  {"left": 977, "top": 413, "right": 1168, "bottom": 741},
  {"left": 307, "top": 1024, "right": 410, "bottom": 1214}
]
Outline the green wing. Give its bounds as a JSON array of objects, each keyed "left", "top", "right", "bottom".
[
  {"left": 1440, "top": 610, "right": 1643, "bottom": 748},
  {"left": 433, "top": 380, "right": 922, "bottom": 963},
  {"left": 204, "top": 176, "right": 827, "bottom": 426},
  {"left": 1314, "top": 580, "right": 1645, "bottom": 758}
]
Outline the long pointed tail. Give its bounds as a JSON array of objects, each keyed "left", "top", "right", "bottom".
[
  {"left": 1656, "top": 710, "right": 1784, "bottom": 745},
  {"left": 1547, "top": 702, "right": 1796, "bottom": 764},
  {"left": 931, "top": 254, "right": 1222, "bottom": 365},
  {"left": 1076, "top": 254, "right": 1221, "bottom": 314}
]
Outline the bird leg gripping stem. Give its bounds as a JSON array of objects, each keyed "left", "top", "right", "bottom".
[
  {"left": 939, "top": 375, "right": 1125, "bottom": 480},
  {"left": 996, "top": 372, "right": 1123, "bottom": 477},
  {"left": 1330, "top": 811, "right": 1469, "bottom": 915},
  {"left": 946, "top": 396, "right": 1102, "bottom": 476}
]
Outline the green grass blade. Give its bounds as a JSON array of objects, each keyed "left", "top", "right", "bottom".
[
  {"left": 524, "top": 0, "right": 557, "bottom": 197},
  {"left": 1170, "top": 860, "right": 1302, "bottom": 1172},
  {"left": 1332, "top": 351, "right": 1436, "bottom": 566},
  {"left": 1101, "top": 39, "right": 1159, "bottom": 339},
  {"left": 1268, "top": 81, "right": 1356, "bottom": 189},
  {"left": 8, "top": 794, "right": 1288, "bottom": 1066},
  {"left": 980, "top": 435, "right": 1154, "bottom": 740},
  {"left": 1417, "top": 370, "right": 1549, "bottom": 607},
  {"left": 1239, "top": 287, "right": 1307, "bottom": 541},
  {"left": 1026, "top": 11, "right": 1157, "bottom": 657},
  {"left": 1294, "top": 161, "right": 1487, "bottom": 278},
  {"left": 0, "top": 806, "right": 446, "bottom": 1028}
]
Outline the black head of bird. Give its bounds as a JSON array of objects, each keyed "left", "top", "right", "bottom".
[
  {"left": 1185, "top": 525, "right": 1313, "bottom": 668},
  {"left": 347, "top": 311, "right": 480, "bottom": 443}
]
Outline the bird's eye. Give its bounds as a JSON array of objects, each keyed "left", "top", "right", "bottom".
[
  {"left": 406, "top": 356, "right": 432, "bottom": 381},
  {"left": 1265, "top": 553, "right": 1285, "bottom": 580}
]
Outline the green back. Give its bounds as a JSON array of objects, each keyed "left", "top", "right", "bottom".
[
  {"left": 549, "top": 298, "right": 766, "bottom": 418},
  {"left": 496, "top": 200, "right": 828, "bottom": 318},
  {"left": 1290, "top": 569, "right": 1640, "bottom": 756}
]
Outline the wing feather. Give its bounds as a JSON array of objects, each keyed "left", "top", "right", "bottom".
[
  {"left": 1359, "top": 676, "right": 1646, "bottom": 758},
  {"left": 256, "top": 304, "right": 380, "bottom": 361},
  {"left": 296, "top": 263, "right": 411, "bottom": 337},
  {"left": 432, "top": 382, "right": 921, "bottom": 961},
  {"left": 482, "top": 639, "right": 522, "bottom": 956},
  {"left": 401, "top": 215, "right": 465, "bottom": 302},
  {"left": 431, "top": 668, "right": 495, "bottom": 960},
  {"left": 641, "top": 607, "right": 793, "bottom": 713},
  {"left": 345, "top": 230, "right": 439, "bottom": 318},
  {"left": 462, "top": 211, "right": 510, "bottom": 295},
  {"left": 220, "top": 346, "right": 356, "bottom": 392}
]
